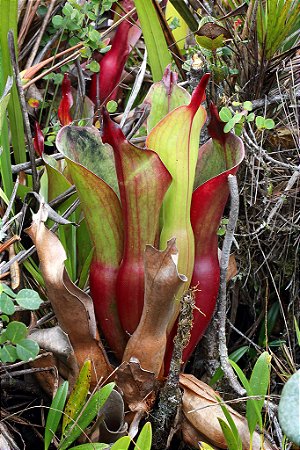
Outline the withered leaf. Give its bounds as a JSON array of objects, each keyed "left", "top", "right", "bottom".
[
  {"left": 116, "top": 359, "right": 158, "bottom": 413},
  {"left": 25, "top": 206, "right": 112, "bottom": 388},
  {"left": 122, "top": 238, "right": 187, "bottom": 377},
  {"left": 180, "top": 374, "right": 274, "bottom": 450},
  {"left": 197, "top": 23, "right": 231, "bottom": 40}
]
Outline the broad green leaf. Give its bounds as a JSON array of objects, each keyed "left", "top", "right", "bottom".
[
  {"left": 5, "top": 321, "right": 27, "bottom": 343},
  {"left": 111, "top": 436, "right": 131, "bottom": 450},
  {"left": 0, "top": 344, "right": 17, "bottom": 362},
  {"left": 15, "top": 289, "right": 43, "bottom": 310},
  {"left": 230, "top": 360, "right": 263, "bottom": 432},
  {"left": 264, "top": 118, "right": 275, "bottom": 129},
  {"left": 196, "top": 34, "right": 226, "bottom": 51},
  {"left": 145, "top": 65, "right": 190, "bottom": 132},
  {"left": 247, "top": 352, "right": 271, "bottom": 434},
  {"left": 56, "top": 126, "right": 126, "bottom": 359},
  {"left": 134, "top": 422, "right": 152, "bottom": 450},
  {"left": 278, "top": 370, "right": 300, "bottom": 445},
  {"left": 134, "top": 0, "right": 171, "bottom": 81},
  {"left": 0, "top": 293, "right": 15, "bottom": 315},
  {"left": 255, "top": 115, "right": 265, "bottom": 129},
  {"left": 59, "top": 383, "right": 115, "bottom": 450},
  {"left": 0, "top": 283, "right": 16, "bottom": 297},
  {"left": 146, "top": 74, "right": 210, "bottom": 328},
  {"left": 219, "top": 107, "right": 232, "bottom": 122},
  {"left": 62, "top": 360, "right": 92, "bottom": 434},
  {"left": 44, "top": 380, "right": 69, "bottom": 450},
  {"left": 102, "top": 110, "right": 172, "bottom": 335},
  {"left": 243, "top": 101, "right": 253, "bottom": 111},
  {"left": 16, "top": 338, "right": 39, "bottom": 361},
  {"left": 224, "top": 118, "right": 236, "bottom": 133}
]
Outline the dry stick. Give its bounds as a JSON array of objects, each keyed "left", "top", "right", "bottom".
[
  {"left": 8, "top": 31, "right": 39, "bottom": 193},
  {"left": 151, "top": 290, "right": 196, "bottom": 450},
  {"left": 218, "top": 175, "right": 246, "bottom": 397},
  {"left": 25, "top": 0, "right": 57, "bottom": 69}
]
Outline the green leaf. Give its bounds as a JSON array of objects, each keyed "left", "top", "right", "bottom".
[
  {"left": 0, "top": 344, "right": 17, "bottom": 362},
  {"left": 62, "top": 360, "right": 91, "bottom": 434},
  {"left": 86, "top": 60, "right": 100, "bottom": 73},
  {"left": 5, "top": 321, "right": 27, "bottom": 343},
  {"left": 218, "top": 418, "right": 239, "bottom": 450},
  {"left": 243, "top": 101, "right": 252, "bottom": 111},
  {"left": 247, "top": 352, "right": 271, "bottom": 433},
  {"left": 255, "top": 115, "right": 265, "bottom": 129},
  {"left": 224, "top": 118, "right": 236, "bottom": 133},
  {"left": 0, "top": 283, "right": 16, "bottom": 297},
  {"left": 210, "top": 346, "right": 249, "bottom": 386},
  {"left": 106, "top": 100, "right": 118, "bottom": 113},
  {"left": 0, "top": 293, "right": 15, "bottom": 315},
  {"left": 217, "top": 396, "right": 242, "bottom": 450},
  {"left": 15, "top": 289, "right": 43, "bottom": 310},
  {"left": 294, "top": 317, "right": 300, "bottom": 346},
  {"left": 0, "top": 314, "right": 9, "bottom": 322},
  {"left": 16, "top": 338, "right": 39, "bottom": 361},
  {"left": 52, "top": 15, "right": 64, "bottom": 27},
  {"left": 278, "top": 370, "right": 300, "bottom": 445},
  {"left": 219, "top": 107, "right": 232, "bottom": 122},
  {"left": 134, "top": 422, "right": 152, "bottom": 450},
  {"left": 134, "top": 0, "right": 171, "bottom": 81},
  {"left": 44, "top": 381, "right": 69, "bottom": 450},
  {"left": 59, "top": 383, "right": 115, "bottom": 450},
  {"left": 110, "top": 436, "right": 131, "bottom": 450},
  {"left": 196, "top": 34, "right": 226, "bottom": 51},
  {"left": 247, "top": 112, "right": 255, "bottom": 122},
  {"left": 264, "top": 118, "right": 275, "bottom": 129}
]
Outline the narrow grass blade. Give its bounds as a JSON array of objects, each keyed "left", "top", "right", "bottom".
[
  {"left": 44, "top": 381, "right": 69, "bottom": 450},
  {"left": 134, "top": 0, "right": 171, "bottom": 81}
]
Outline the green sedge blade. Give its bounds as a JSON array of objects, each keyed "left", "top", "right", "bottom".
[
  {"left": 134, "top": 0, "right": 171, "bottom": 81},
  {"left": 44, "top": 381, "right": 69, "bottom": 450},
  {"left": 134, "top": 422, "right": 152, "bottom": 450},
  {"left": 62, "top": 360, "right": 92, "bottom": 435},
  {"left": 59, "top": 382, "right": 115, "bottom": 450}
]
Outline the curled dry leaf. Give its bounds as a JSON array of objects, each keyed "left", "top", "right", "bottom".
[
  {"left": 122, "top": 238, "right": 187, "bottom": 377},
  {"left": 180, "top": 374, "right": 274, "bottom": 450},
  {"left": 25, "top": 206, "right": 112, "bottom": 388},
  {"left": 116, "top": 359, "right": 158, "bottom": 414}
]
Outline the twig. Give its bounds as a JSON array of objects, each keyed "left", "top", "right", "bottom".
[
  {"left": 151, "top": 290, "right": 195, "bottom": 449},
  {"left": 0, "top": 367, "right": 55, "bottom": 379},
  {"left": 218, "top": 175, "right": 246, "bottom": 396},
  {"left": 1, "top": 178, "right": 20, "bottom": 225},
  {"left": 8, "top": 31, "right": 39, "bottom": 192}
]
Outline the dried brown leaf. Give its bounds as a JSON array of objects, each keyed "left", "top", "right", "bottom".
[
  {"left": 180, "top": 374, "right": 274, "bottom": 450},
  {"left": 25, "top": 206, "right": 112, "bottom": 387},
  {"left": 116, "top": 359, "right": 158, "bottom": 413}
]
